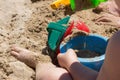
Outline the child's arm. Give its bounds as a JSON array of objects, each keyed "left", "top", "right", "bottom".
[
  {"left": 67, "top": 61, "right": 98, "bottom": 80},
  {"left": 57, "top": 49, "right": 98, "bottom": 80},
  {"left": 97, "top": 31, "right": 120, "bottom": 80}
]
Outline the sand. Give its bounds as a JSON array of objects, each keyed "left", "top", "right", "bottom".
[{"left": 0, "top": 0, "right": 120, "bottom": 80}]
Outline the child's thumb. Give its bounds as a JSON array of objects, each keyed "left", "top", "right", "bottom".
[{"left": 57, "top": 53, "right": 65, "bottom": 60}]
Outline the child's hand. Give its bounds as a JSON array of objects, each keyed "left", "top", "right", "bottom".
[{"left": 57, "top": 49, "right": 79, "bottom": 69}]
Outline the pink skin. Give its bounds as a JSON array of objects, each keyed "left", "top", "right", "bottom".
[
  {"left": 94, "top": 0, "right": 120, "bottom": 27},
  {"left": 94, "top": 13, "right": 120, "bottom": 27},
  {"left": 57, "top": 49, "right": 79, "bottom": 68},
  {"left": 11, "top": 46, "right": 38, "bottom": 68},
  {"left": 97, "top": 31, "right": 120, "bottom": 80}
]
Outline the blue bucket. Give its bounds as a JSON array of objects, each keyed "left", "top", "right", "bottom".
[{"left": 60, "top": 34, "right": 108, "bottom": 71}]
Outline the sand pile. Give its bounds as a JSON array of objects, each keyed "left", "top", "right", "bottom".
[{"left": 0, "top": 0, "right": 119, "bottom": 80}]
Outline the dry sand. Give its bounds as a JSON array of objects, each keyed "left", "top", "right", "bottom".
[{"left": 0, "top": 0, "right": 120, "bottom": 80}]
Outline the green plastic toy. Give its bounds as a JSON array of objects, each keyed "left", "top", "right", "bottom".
[
  {"left": 90, "top": 0, "right": 107, "bottom": 7},
  {"left": 70, "top": 0, "right": 76, "bottom": 11},
  {"left": 47, "top": 16, "right": 70, "bottom": 51},
  {"left": 70, "top": 0, "right": 107, "bottom": 11}
]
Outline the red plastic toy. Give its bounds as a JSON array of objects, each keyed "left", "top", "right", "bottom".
[
  {"left": 75, "top": 21, "right": 90, "bottom": 33},
  {"left": 57, "top": 21, "right": 90, "bottom": 54}
]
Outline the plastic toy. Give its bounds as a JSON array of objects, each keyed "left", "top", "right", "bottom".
[
  {"left": 70, "top": 0, "right": 107, "bottom": 11},
  {"left": 47, "top": 16, "right": 70, "bottom": 52},
  {"left": 60, "top": 34, "right": 108, "bottom": 71},
  {"left": 75, "top": 21, "right": 90, "bottom": 33},
  {"left": 51, "top": 0, "right": 70, "bottom": 9},
  {"left": 90, "top": 0, "right": 107, "bottom": 7},
  {"left": 70, "top": 0, "right": 76, "bottom": 11},
  {"left": 50, "top": 0, "right": 107, "bottom": 11},
  {"left": 47, "top": 16, "right": 90, "bottom": 53}
]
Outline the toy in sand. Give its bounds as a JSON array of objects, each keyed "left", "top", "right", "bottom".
[{"left": 51, "top": 0, "right": 107, "bottom": 11}]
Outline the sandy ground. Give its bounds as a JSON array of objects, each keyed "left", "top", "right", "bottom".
[{"left": 0, "top": 0, "right": 120, "bottom": 80}]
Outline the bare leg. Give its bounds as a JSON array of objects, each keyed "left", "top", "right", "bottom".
[
  {"left": 11, "top": 46, "right": 39, "bottom": 68},
  {"left": 95, "top": 0, "right": 120, "bottom": 16},
  {"left": 94, "top": 13, "right": 120, "bottom": 27},
  {"left": 35, "top": 63, "right": 72, "bottom": 80},
  {"left": 97, "top": 30, "right": 120, "bottom": 80},
  {"left": 94, "top": 0, "right": 120, "bottom": 27},
  {"left": 11, "top": 46, "right": 72, "bottom": 80}
]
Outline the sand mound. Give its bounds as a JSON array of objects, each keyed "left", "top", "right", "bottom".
[{"left": 0, "top": 0, "right": 120, "bottom": 80}]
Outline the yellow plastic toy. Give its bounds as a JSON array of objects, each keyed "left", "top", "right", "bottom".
[{"left": 51, "top": 0, "right": 70, "bottom": 9}]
